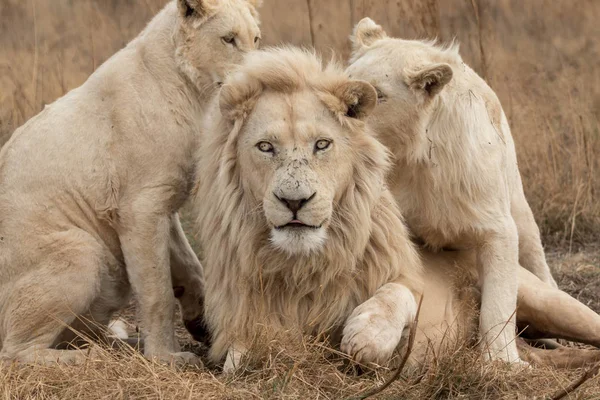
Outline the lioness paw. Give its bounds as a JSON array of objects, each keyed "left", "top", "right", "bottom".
[{"left": 150, "top": 351, "right": 203, "bottom": 368}]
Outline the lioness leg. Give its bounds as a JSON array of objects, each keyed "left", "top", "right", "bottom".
[
  {"left": 477, "top": 219, "right": 521, "bottom": 363},
  {"left": 517, "top": 338, "right": 600, "bottom": 368},
  {"left": 0, "top": 231, "right": 114, "bottom": 364},
  {"left": 341, "top": 282, "right": 417, "bottom": 365},
  {"left": 511, "top": 190, "right": 558, "bottom": 287},
  {"left": 517, "top": 268, "right": 600, "bottom": 347},
  {"left": 118, "top": 202, "right": 201, "bottom": 366}
]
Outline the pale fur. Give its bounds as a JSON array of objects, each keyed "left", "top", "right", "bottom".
[
  {"left": 0, "top": 0, "right": 260, "bottom": 365},
  {"left": 193, "top": 47, "right": 423, "bottom": 370},
  {"left": 346, "top": 18, "right": 557, "bottom": 363},
  {"left": 415, "top": 249, "right": 600, "bottom": 368}
]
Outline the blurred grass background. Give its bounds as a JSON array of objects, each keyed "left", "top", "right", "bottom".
[{"left": 1, "top": 0, "right": 598, "bottom": 248}]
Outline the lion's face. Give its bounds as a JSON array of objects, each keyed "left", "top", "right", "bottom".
[
  {"left": 175, "top": 0, "right": 261, "bottom": 89},
  {"left": 237, "top": 91, "right": 359, "bottom": 255}
]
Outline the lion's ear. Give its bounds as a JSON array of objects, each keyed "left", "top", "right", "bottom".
[
  {"left": 351, "top": 18, "right": 387, "bottom": 53},
  {"left": 219, "top": 82, "right": 261, "bottom": 122},
  {"left": 177, "top": 0, "right": 218, "bottom": 19},
  {"left": 405, "top": 63, "right": 453, "bottom": 99},
  {"left": 331, "top": 80, "right": 377, "bottom": 120},
  {"left": 219, "top": 84, "right": 239, "bottom": 121}
]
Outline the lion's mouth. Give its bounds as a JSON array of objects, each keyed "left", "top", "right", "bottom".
[{"left": 275, "top": 219, "right": 321, "bottom": 230}]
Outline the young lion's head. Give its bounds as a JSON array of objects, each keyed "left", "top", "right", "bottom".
[
  {"left": 346, "top": 18, "right": 458, "bottom": 150},
  {"left": 174, "top": 0, "right": 262, "bottom": 90},
  {"left": 200, "top": 47, "right": 388, "bottom": 257}
]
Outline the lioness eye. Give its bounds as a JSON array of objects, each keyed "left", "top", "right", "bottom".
[
  {"left": 254, "top": 36, "right": 260, "bottom": 44},
  {"left": 257, "top": 141, "right": 274, "bottom": 153},
  {"left": 222, "top": 34, "right": 236, "bottom": 46},
  {"left": 315, "top": 139, "right": 331, "bottom": 152}
]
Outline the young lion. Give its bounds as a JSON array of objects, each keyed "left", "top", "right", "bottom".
[
  {"left": 0, "top": 0, "right": 260, "bottom": 365},
  {"left": 193, "top": 47, "right": 423, "bottom": 371},
  {"left": 346, "top": 18, "right": 556, "bottom": 363}
]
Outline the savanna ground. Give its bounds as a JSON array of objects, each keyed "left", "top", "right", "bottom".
[{"left": 1, "top": 0, "right": 599, "bottom": 398}]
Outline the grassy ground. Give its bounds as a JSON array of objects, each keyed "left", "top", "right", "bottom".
[
  {"left": 1, "top": 0, "right": 599, "bottom": 398},
  {"left": 3, "top": 240, "right": 594, "bottom": 399}
]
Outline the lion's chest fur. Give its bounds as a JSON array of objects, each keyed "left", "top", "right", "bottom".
[{"left": 257, "top": 260, "right": 365, "bottom": 337}]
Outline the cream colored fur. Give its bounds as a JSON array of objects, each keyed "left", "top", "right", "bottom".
[
  {"left": 0, "top": 0, "right": 260, "bottom": 365},
  {"left": 346, "top": 18, "right": 557, "bottom": 363},
  {"left": 415, "top": 249, "right": 600, "bottom": 368},
  {"left": 193, "top": 47, "right": 423, "bottom": 371}
]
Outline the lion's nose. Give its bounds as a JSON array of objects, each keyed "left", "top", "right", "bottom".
[{"left": 275, "top": 192, "right": 316, "bottom": 213}]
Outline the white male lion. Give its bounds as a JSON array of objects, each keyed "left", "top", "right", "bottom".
[
  {"left": 193, "top": 47, "right": 424, "bottom": 371},
  {"left": 346, "top": 18, "right": 557, "bottom": 363},
  {"left": 0, "top": 0, "right": 260, "bottom": 365}
]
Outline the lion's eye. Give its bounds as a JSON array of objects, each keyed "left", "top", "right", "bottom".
[
  {"left": 254, "top": 36, "right": 261, "bottom": 45},
  {"left": 222, "top": 34, "right": 236, "bottom": 46},
  {"left": 315, "top": 139, "right": 332, "bottom": 152},
  {"left": 257, "top": 141, "right": 274, "bottom": 153}
]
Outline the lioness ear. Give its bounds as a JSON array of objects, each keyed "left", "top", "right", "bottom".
[
  {"left": 405, "top": 63, "right": 453, "bottom": 99},
  {"left": 177, "top": 0, "right": 217, "bottom": 19},
  {"left": 351, "top": 18, "right": 387, "bottom": 53},
  {"left": 332, "top": 80, "right": 377, "bottom": 120}
]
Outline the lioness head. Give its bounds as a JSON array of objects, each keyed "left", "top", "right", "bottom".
[
  {"left": 216, "top": 48, "right": 382, "bottom": 256},
  {"left": 346, "top": 18, "right": 456, "bottom": 143},
  {"left": 175, "top": 0, "right": 262, "bottom": 89}
]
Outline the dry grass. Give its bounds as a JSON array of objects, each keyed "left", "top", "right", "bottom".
[
  {"left": 1, "top": 334, "right": 599, "bottom": 399},
  {"left": 1, "top": 250, "right": 595, "bottom": 399},
  {"left": 1, "top": 0, "right": 600, "bottom": 398}
]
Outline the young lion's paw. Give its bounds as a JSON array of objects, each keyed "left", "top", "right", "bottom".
[
  {"left": 341, "top": 300, "right": 406, "bottom": 365},
  {"left": 150, "top": 351, "right": 203, "bottom": 368}
]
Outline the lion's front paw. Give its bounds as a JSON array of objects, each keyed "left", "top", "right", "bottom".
[{"left": 341, "top": 301, "right": 407, "bottom": 365}]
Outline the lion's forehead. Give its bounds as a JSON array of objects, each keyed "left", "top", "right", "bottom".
[{"left": 246, "top": 92, "right": 340, "bottom": 143}]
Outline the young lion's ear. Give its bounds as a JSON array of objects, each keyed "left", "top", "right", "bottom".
[
  {"left": 331, "top": 80, "right": 378, "bottom": 120},
  {"left": 351, "top": 18, "right": 387, "bottom": 53},
  {"left": 405, "top": 63, "right": 453, "bottom": 99},
  {"left": 177, "top": 0, "right": 217, "bottom": 19}
]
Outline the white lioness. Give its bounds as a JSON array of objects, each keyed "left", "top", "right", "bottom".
[
  {"left": 0, "top": 0, "right": 260, "bottom": 365},
  {"left": 346, "top": 18, "right": 557, "bottom": 363},
  {"left": 194, "top": 47, "right": 423, "bottom": 371}
]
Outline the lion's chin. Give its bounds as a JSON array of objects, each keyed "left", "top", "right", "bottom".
[{"left": 270, "top": 227, "right": 327, "bottom": 256}]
